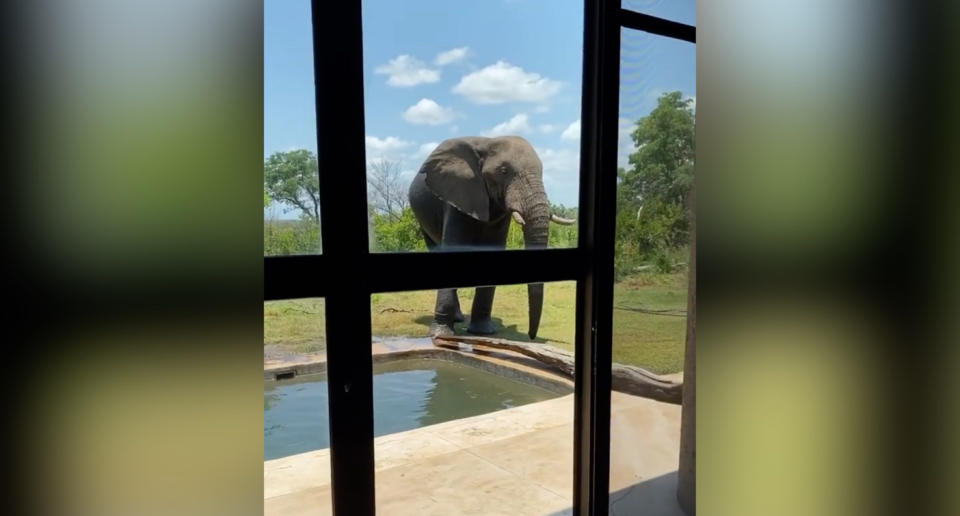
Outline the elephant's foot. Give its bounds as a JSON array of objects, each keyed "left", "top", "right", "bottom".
[
  {"left": 429, "top": 322, "right": 456, "bottom": 338},
  {"left": 467, "top": 317, "right": 496, "bottom": 335},
  {"left": 454, "top": 310, "right": 465, "bottom": 323}
]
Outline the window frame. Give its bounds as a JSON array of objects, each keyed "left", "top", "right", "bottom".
[{"left": 263, "top": 2, "right": 694, "bottom": 515}]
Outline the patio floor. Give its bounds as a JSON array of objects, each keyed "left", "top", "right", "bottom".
[{"left": 264, "top": 389, "right": 684, "bottom": 515}]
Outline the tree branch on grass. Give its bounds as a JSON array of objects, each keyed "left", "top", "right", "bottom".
[
  {"left": 378, "top": 307, "right": 424, "bottom": 314},
  {"left": 614, "top": 305, "right": 688, "bottom": 317}
]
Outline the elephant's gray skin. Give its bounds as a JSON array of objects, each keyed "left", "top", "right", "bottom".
[{"left": 408, "top": 136, "right": 574, "bottom": 340}]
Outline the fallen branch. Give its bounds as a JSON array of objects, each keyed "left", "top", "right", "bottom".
[
  {"left": 378, "top": 307, "right": 420, "bottom": 314},
  {"left": 615, "top": 305, "right": 688, "bottom": 317},
  {"left": 281, "top": 307, "right": 321, "bottom": 315},
  {"left": 432, "top": 335, "right": 682, "bottom": 405}
]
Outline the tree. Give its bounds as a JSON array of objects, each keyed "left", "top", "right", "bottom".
[
  {"left": 623, "top": 91, "right": 694, "bottom": 220},
  {"left": 615, "top": 91, "right": 695, "bottom": 277},
  {"left": 366, "top": 159, "right": 408, "bottom": 221},
  {"left": 264, "top": 149, "right": 321, "bottom": 222}
]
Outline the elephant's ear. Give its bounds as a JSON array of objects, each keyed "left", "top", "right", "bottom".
[{"left": 421, "top": 139, "right": 490, "bottom": 222}]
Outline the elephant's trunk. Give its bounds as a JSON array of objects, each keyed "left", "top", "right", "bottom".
[{"left": 517, "top": 192, "right": 550, "bottom": 340}]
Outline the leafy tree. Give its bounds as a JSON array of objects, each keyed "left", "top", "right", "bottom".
[
  {"left": 615, "top": 91, "right": 695, "bottom": 278},
  {"left": 264, "top": 149, "right": 321, "bottom": 222}
]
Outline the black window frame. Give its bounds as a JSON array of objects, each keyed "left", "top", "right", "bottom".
[{"left": 263, "top": 2, "right": 694, "bottom": 515}]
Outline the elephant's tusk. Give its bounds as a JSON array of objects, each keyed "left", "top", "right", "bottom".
[
  {"left": 550, "top": 214, "right": 576, "bottom": 225},
  {"left": 512, "top": 211, "right": 526, "bottom": 226}
]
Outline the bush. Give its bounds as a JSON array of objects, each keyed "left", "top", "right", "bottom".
[
  {"left": 264, "top": 205, "right": 579, "bottom": 255},
  {"left": 264, "top": 218, "right": 321, "bottom": 255},
  {"left": 371, "top": 207, "right": 427, "bottom": 252}
]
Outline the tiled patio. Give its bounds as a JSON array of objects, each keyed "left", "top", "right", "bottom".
[{"left": 265, "top": 390, "right": 684, "bottom": 515}]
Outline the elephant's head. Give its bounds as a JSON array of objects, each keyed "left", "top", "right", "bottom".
[{"left": 419, "top": 136, "right": 575, "bottom": 340}]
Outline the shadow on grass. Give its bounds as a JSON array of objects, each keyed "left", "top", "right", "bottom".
[{"left": 412, "top": 315, "right": 551, "bottom": 344}]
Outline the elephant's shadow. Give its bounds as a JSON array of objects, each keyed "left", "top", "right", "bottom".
[{"left": 413, "top": 315, "right": 550, "bottom": 343}]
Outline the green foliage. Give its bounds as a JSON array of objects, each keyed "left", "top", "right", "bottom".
[
  {"left": 615, "top": 91, "right": 695, "bottom": 279},
  {"left": 371, "top": 207, "right": 427, "bottom": 252},
  {"left": 264, "top": 149, "right": 321, "bottom": 222},
  {"left": 653, "top": 249, "right": 675, "bottom": 274},
  {"left": 263, "top": 219, "right": 321, "bottom": 255}
]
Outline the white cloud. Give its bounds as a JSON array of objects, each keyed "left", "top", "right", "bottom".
[
  {"left": 416, "top": 141, "right": 439, "bottom": 159},
  {"left": 483, "top": 113, "right": 532, "bottom": 137},
  {"left": 539, "top": 147, "right": 579, "bottom": 178},
  {"left": 452, "top": 61, "right": 562, "bottom": 104},
  {"left": 402, "top": 98, "right": 456, "bottom": 125},
  {"left": 399, "top": 168, "right": 419, "bottom": 182},
  {"left": 537, "top": 147, "right": 581, "bottom": 205},
  {"left": 375, "top": 55, "right": 440, "bottom": 87},
  {"left": 435, "top": 46, "right": 469, "bottom": 66},
  {"left": 561, "top": 119, "right": 581, "bottom": 141},
  {"left": 539, "top": 124, "right": 558, "bottom": 134},
  {"left": 365, "top": 135, "right": 412, "bottom": 156}
]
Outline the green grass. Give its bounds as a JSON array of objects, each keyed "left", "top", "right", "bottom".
[
  {"left": 264, "top": 271, "right": 690, "bottom": 374},
  {"left": 611, "top": 272, "right": 690, "bottom": 374},
  {"left": 263, "top": 298, "right": 327, "bottom": 353}
]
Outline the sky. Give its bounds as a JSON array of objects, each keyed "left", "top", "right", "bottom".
[{"left": 265, "top": 0, "right": 695, "bottom": 218}]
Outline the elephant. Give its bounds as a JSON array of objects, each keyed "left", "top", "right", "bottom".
[{"left": 408, "top": 136, "right": 575, "bottom": 340}]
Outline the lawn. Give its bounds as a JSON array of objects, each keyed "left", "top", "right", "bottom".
[{"left": 264, "top": 271, "right": 690, "bottom": 374}]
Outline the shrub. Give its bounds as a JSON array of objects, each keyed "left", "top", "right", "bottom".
[
  {"left": 371, "top": 207, "right": 427, "bottom": 252},
  {"left": 264, "top": 218, "right": 321, "bottom": 255}
]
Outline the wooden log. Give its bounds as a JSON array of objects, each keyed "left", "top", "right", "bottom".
[{"left": 432, "top": 335, "right": 682, "bottom": 405}]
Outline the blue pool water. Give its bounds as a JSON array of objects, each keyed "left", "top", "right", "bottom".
[{"left": 264, "top": 359, "right": 559, "bottom": 460}]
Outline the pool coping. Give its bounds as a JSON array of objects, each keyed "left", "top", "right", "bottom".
[
  {"left": 264, "top": 390, "right": 684, "bottom": 515},
  {"left": 264, "top": 340, "right": 575, "bottom": 395},
  {"left": 264, "top": 340, "right": 686, "bottom": 515}
]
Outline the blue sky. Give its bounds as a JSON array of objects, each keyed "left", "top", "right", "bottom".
[{"left": 265, "top": 0, "right": 695, "bottom": 217}]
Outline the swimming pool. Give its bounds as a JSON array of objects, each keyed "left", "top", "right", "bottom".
[{"left": 264, "top": 358, "right": 563, "bottom": 460}]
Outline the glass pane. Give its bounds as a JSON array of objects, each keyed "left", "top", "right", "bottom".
[
  {"left": 264, "top": 0, "right": 322, "bottom": 256},
  {"left": 609, "top": 28, "right": 694, "bottom": 514},
  {"left": 263, "top": 298, "right": 332, "bottom": 514},
  {"left": 362, "top": 0, "right": 583, "bottom": 253},
  {"left": 622, "top": 0, "right": 696, "bottom": 26},
  {"left": 370, "top": 282, "right": 576, "bottom": 514}
]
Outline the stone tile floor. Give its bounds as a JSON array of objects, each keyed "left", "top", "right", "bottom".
[{"left": 264, "top": 391, "right": 684, "bottom": 515}]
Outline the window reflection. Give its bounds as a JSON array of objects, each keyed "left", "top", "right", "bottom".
[
  {"left": 609, "top": 27, "right": 694, "bottom": 514},
  {"left": 622, "top": 0, "right": 696, "bottom": 26}
]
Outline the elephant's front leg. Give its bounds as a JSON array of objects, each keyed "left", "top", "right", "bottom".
[
  {"left": 421, "top": 229, "right": 465, "bottom": 329},
  {"left": 436, "top": 207, "right": 509, "bottom": 336},
  {"left": 465, "top": 214, "right": 510, "bottom": 335},
  {"left": 467, "top": 286, "right": 497, "bottom": 335},
  {"left": 431, "top": 288, "right": 462, "bottom": 337}
]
